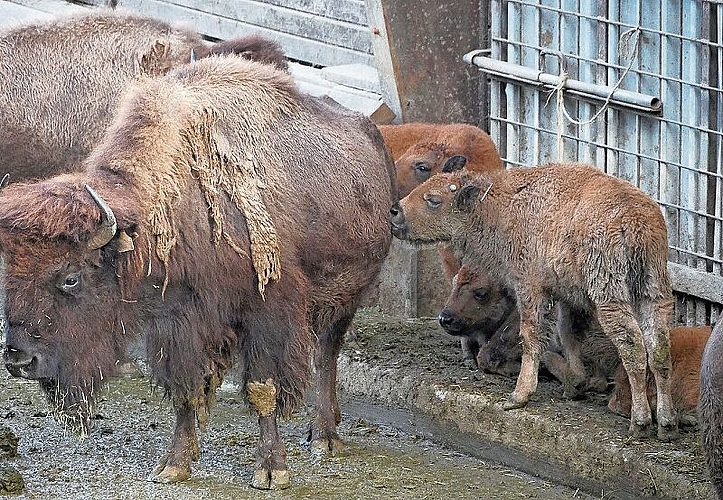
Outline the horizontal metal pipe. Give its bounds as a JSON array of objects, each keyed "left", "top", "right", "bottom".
[{"left": 463, "top": 50, "right": 662, "bottom": 114}]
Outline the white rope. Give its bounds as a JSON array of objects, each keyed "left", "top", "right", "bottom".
[{"left": 545, "top": 27, "right": 642, "bottom": 160}]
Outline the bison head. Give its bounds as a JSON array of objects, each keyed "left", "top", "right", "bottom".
[
  {"left": 438, "top": 265, "right": 516, "bottom": 337},
  {"left": 394, "top": 143, "right": 468, "bottom": 199},
  {"left": 389, "top": 166, "right": 486, "bottom": 244},
  {"left": 0, "top": 178, "right": 137, "bottom": 435}
]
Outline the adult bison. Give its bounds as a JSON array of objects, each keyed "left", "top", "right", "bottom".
[
  {"left": 0, "top": 55, "right": 394, "bottom": 489},
  {"left": 0, "top": 10, "right": 287, "bottom": 182},
  {"left": 698, "top": 315, "right": 723, "bottom": 497},
  {"left": 390, "top": 162, "right": 678, "bottom": 441}
]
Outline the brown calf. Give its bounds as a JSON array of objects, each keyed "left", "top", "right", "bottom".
[{"left": 390, "top": 163, "right": 677, "bottom": 441}]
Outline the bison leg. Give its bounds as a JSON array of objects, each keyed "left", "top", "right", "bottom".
[
  {"left": 460, "top": 335, "right": 480, "bottom": 369},
  {"left": 638, "top": 298, "right": 678, "bottom": 441},
  {"left": 553, "top": 304, "right": 587, "bottom": 399},
  {"left": 247, "top": 379, "right": 290, "bottom": 490},
  {"left": 148, "top": 399, "right": 198, "bottom": 483},
  {"left": 308, "top": 315, "right": 351, "bottom": 455},
  {"left": 596, "top": 301, "right": 652, "bottom": 438},
  {"left": 503, "top": 294, "right": 553, "bottom": 410}
]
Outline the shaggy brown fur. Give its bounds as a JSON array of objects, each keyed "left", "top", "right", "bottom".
[
  {"left": 699, "top": 316, "right": 723, "bottom": 498},
  {"left": 378, "top": 122, "right": 504, "bottom": 200},
  {"left": 609, "top": 325, "right": 710, "bottom": 426},
  {"left": 0, "top": 55, "right": 394, "bottom": 488},
  {"left": 390, "top": 163, "right": 677, "bottom": 442},
  {"left": 0, "top": 11, "right": 287, "bottom": 183}
]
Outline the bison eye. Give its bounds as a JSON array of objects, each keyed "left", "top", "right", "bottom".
[
  {"left": 57, "top": 272, "right": 81, "bottom": 294},
  {"left": 414, "top": 162, "right": 432, "bottom": 182},
  {"left": 424, "top": 193, "right": 442, "bottom": 209},
  {"left": 473, "top": 290, "right": 489, "bottom": 303}
]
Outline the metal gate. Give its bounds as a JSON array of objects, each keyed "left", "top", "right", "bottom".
[{"left": 467, "top": 0, "right": 723, "bottom": 325}]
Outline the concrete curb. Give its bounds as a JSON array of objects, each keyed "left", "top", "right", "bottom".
[{"left": 336, "top": 350, "right": 713, "bottom": 500}]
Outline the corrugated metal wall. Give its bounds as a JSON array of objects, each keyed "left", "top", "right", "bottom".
[
  {"left": 81, "top": 0, "right": 372, "bottom": 68},
  {"left": 482, "top": 0, "right": 723, "bottom": 325}
]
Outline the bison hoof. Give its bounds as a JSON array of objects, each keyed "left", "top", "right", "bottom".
[
  {"left": 501, "top": 394, "right": 529, "bottom": 410},
  {"left": 679, "top": 414, "right": 698, "bottom": 429},
  {"left": 148, "top": 464, "right": 191, "bottom": 484},
  {"left": 311, "top": 436, "right": 345, "bottom": 456},
  {"left": 657, "top": 422, "right": 679, "bottom": 442},
  {"left": 628, "top": 420, "right": 653, "bottom": 439},
  {"left": 251, "top": 467, "right": 290, "bottom": 490}
]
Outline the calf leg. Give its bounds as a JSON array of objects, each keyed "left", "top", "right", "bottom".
[
  {"left": 149, "top": 399, "right": 199, "bottom": 483},
  {"left": 638, "top": 298, "right": 678, "bottom": 441},
  {"left": 247, "top": 379, "right": 289, "bottom": 490},
  {"left": 308, "top": 315, "right": 352, "bottom": 455},
  {"left": 596, "top": 301, "right": 652, "bottom": 437},
  {"left": 460, "top": 335, "right": 480, "bottom": 369},
  {"left": 504, "top": 293, "right": 554, "bottom": 410},
  {"left": 555, "top": 304, "right": 587, "bottom": 399}
]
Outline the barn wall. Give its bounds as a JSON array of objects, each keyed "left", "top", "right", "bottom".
[{"left": 472, "top": 0, "right": 723, "bottom": 325}]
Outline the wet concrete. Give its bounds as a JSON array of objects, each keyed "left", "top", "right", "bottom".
[{"left": 340, "top": 309, "right": 714, "bottom": 500}]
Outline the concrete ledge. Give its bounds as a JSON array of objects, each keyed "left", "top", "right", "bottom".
[{"left": 340, "top": 311, "right": 714, "bottom": 500}]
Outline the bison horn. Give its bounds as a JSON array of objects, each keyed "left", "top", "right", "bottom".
[{"left": 84, "top": 184, "right": 117, "bottom": 250}]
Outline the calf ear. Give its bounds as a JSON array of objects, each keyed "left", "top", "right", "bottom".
[
  {"left": 442, "top": 155, "right": 468, "bottom": 173},
  {"left": 453, "top": 184, "right": 480, "bottom": 212}
]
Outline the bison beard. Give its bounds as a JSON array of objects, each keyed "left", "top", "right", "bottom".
[{"left": 0, "top": 55, "right": 394, "bottom": 489}]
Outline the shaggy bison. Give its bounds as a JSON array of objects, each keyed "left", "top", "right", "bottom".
[
  {"left": 0, "top": 11, "right": 287, "bottom": 183},
  {"left": 698, "top": 316, "right": 723, "bottom": 497},
  {"left": 390, "top": 162, "right": 678, "bottom": 441},
  {"left": 0, "top": 55, "right": 394, "bottom": 489}
]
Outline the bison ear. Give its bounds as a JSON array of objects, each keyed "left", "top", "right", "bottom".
[
  {"left": 453, "top": 184, "right": 480, "bottom": 212},
  {"left": 442, "top": 155, "right": 467, "bottom": 173}
]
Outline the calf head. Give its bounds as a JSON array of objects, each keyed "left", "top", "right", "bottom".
[
  {"left": 394, "top": 144, "right": 468, "bottom": 199},
  {"left": 390, "top": 169, "right": 485, "bottom": 244},
  {"left": 438, "top": 265, "right": 515, "bottom": 338},
  {"left": 0, "top": 179, "right": 137, "bottom": 434}
]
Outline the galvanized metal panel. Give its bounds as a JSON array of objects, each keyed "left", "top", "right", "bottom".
[{"left": 78, "top": 0, "right": 373, "bottom": 68}]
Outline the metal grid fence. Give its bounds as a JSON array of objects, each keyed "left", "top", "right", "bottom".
[{"left": 476, "top": 0, "right": 723, "bottom": 325}]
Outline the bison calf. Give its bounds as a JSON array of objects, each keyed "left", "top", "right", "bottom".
[
  {"left": 610, "top": 325, "right": 710, "bottom": 427},
  {"left": 440, "top": 264, "right": 617, "bottom": 394},
  {"left": 378, "top": 122, "right": 503, "bottom": 200},
  {"left": 390, "top": 162, "right": 678, "bottom": 441}
]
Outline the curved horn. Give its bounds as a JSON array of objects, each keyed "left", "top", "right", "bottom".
[{"left": 84, "top": 184, "right": 117, "bottom": 250}]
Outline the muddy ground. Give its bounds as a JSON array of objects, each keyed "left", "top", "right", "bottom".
[{"left": 0, "top": 307, "right": 713, "bottom": 499}]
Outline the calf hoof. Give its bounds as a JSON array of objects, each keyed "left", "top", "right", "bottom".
[
  {"left": 252, "top": 467, "right": 290, "bottom": 490},
  {"left": 462, "top": 357, "right": 478, "bottom": 370},
  {"left": 628, "top": 420, "right": 653, "bottom": 439},
  {"left": 501, "top": 393, "right": 529, "bottom": 410},
  {"left": 679, "top": 414, "right": 698, "bottom": 429},
  {"left": 657, "top": 422, "right": 679, "bottom": 442},
  {"left": 148, "top": 463, "right": 191, "bottom": 484}
]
